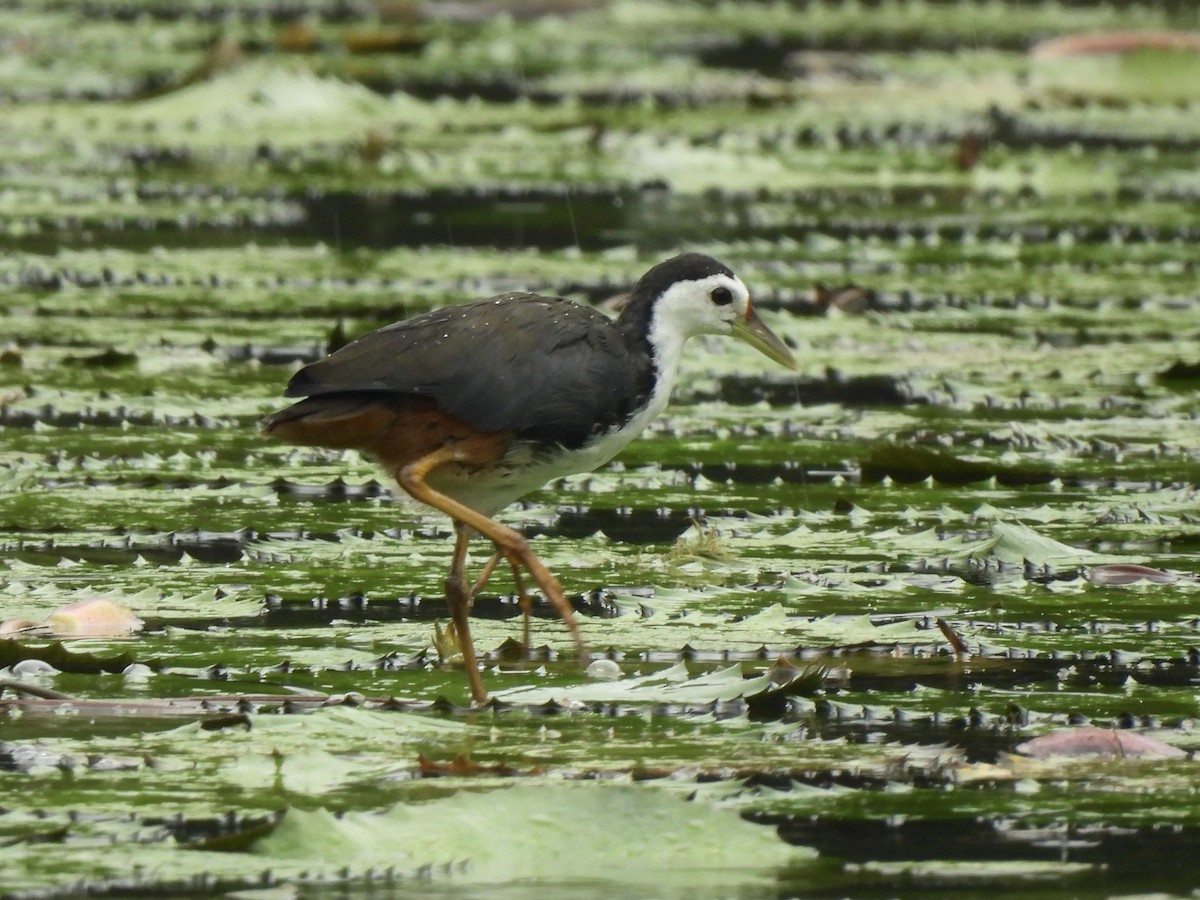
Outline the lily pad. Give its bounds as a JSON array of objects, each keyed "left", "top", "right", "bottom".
[{"left": 250, "top": 782, "right": 812, "bottom": 887}]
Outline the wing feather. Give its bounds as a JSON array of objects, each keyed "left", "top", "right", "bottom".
[{"left": 284, "top": 293, "right": 653, "bottom": 449}]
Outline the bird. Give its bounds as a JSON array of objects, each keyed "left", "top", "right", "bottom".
[{"left": 261, "top": 253, "right": 796, "bottom": 704}]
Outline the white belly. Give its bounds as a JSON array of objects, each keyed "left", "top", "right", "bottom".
[{"left": 424, "top": 379, "right": 673, "bottom": 517}]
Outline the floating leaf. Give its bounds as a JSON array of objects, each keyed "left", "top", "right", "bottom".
[
  {"left": 1016, "top": 727, "right": 1187, "bottom": 759},
  {"left": 44, "top": 598, "right": 145, "bottom": 638},
  {"left": 491, "top": 662, "right": 772, "bottom": 706},
  {"left": 1085, "top": 564, "right": 1180, "bottom": 586},
  {"left": 982, "top": 522, "right": 1112, "bottom": 568},
  {"left": 250, "top": 782, "right": 810, "bottom": 886}
]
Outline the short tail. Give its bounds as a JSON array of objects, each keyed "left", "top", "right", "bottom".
[{"left": 260, "top": 395, "right": 394, "bottom": 449}]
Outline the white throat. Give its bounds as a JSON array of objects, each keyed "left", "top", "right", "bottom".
[{"left": 642, "top": 308, "right": 691, "bottom": 421}]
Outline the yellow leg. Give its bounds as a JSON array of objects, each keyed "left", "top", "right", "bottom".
[
  {"left": 470, "top": 548, "right": 503, "bottom": 597},
  {"left": 446, "top": 522, "right": 487, "bottom": 705},
  {"left": 397, "top": 445, "right": 588, "bottom": 701},
  {"left": 508, "top": 562, "right": 534, "bottom": 652},
  {"left": 471, "top": 548, "right": 533, "bottom": 653}
]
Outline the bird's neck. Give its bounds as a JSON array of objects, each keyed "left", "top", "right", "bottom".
[
  {"left": 617, "top": 278, "right": 708, "bottom": 422},
  {"left": 615, "top": 303, "right": 685, "bottom": 420}
]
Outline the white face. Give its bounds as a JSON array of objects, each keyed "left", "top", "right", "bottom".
[
  {"left": 645, "top": 268, "right": 796, "bottom": 374},
  {"left": 649, "top": 272, "right": 751, "bottom": 340}
]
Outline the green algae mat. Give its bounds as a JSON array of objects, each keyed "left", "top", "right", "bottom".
[{"left": 3, "top": 1, "right": 1200, "bottom": 896}]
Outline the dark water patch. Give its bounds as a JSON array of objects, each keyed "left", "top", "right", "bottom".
[
  {"left": 298, "top": 186, "right": 1200, "bottom": 251},
  {"left": 861, "top": 444, "right": 1057, "bottom": 486},
  {"left": 761, "top": 285, "right": 1118, "bottom": 318},
  {"left": 547, "top": 506, "right": 696, "bottom": 544},
  {"left": 33, "top": 476, "right": 247, "bottom": 493},
  {"left": 810, "top": 217, "right": 1200, "bottom": 246},
  {"left": 263, "top": 588, "right": 595, "bottom": 625},
  {"left": 364, "top": 73, "right": 796, "bottom": 108},
  {"left": 697, "top": 32, "right": 1032, "bottom": 72},
  {"left": 1, "top": 867, "right": 291, "bottom": 900},
  {"left": 716, "top": 370, "right": 922, "bottom": 409},
  {"left": 297, "top": 184, "right": 753, "bottom": 252},
  {"left": 0, "top": 529, "right": 255, "bottom": 565},
  {"left": 151, "top": 810, "right": 278, "bottom": 850},
  {"left": 60, "top": 347, "right": 138, "bottom": 368},
  {"left": 3, "top": 543, "right": 237, "bottom": 567},
  {"left": 6, "top": 263, "right": 273, "bottom": 295},
  {"left": 45, "top": 0, "right": 376, "bottom": 25},
  {"left": 987, "top": 104, "right": 1200, "bottom": 154},
  {"left": 843, "top": 649, "right": 1200, "bottom": 694},
  {"left": 1158, "top": 358, "right": 1200, "bottom": 386},
  {"left": 0, "top": 640, "right": 136, "bottom": 675},
  {"left": 804, "top": 714, "right": 1028, "bottom": 765},
  {"left": 697, "top": 36, "right": 881, "bottom": 78},
  {"left": 3, "top": 219, "right": 306, "bottom": 257},
  {"left": 762, "top": 815, "right": 1200, "bottom": 892},
  {"left": 11, "top": 180, "right": 1200, "bottom": 262},
  {"left": 299, "top": 184, "right": 629, "bottom": 251},
  {"left": 683, "top": 114, "right": 1200, "bottom": 156},
  {"left": 760, "top": 109, "right": 1200, "bottom": 155},
  {"left": 367, "top": 74, "right": 526, "bottom": 103},
  {"left": 0, "top": 176, "right": 302, "bottom": 251},
  {"left": 0, "top": 406, "right": 231, "bottom": 429}
]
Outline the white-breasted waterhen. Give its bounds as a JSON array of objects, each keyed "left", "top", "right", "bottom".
[{"left": 262, "top": 253, "right": 796, "bottom": 704}]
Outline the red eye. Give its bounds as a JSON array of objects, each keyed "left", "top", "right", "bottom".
[{"left": 710, "top": 286, "right": 733, "bottom": 306}]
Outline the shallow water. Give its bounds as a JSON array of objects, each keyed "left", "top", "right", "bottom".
[{"left": 2, "top": 1, "right": 1200, "bottom": 896}]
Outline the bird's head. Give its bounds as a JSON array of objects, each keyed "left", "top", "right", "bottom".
[{"left": 626, "top": 253, "right": 796, "bottom": 370}]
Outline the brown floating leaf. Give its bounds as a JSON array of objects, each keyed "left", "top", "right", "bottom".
[
  {"left": 1085, "top": 564, "right": 1179, "bottom": 586},
  {"left": 417, "top": 753, "right": 523, "bottom": 778},
  {"left": 342, "top": 27, "right": 422, "bottom": 54},
  {"left": 276, "top": 17, "right": 319, "bottom": 52},
  {"left": 1017, "top": 727, "right": 1187, "bottom": 759}
]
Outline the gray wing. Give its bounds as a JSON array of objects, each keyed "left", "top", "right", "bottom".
[{"left": 285, "top": 293, "right": 654, "bottom": 449}]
